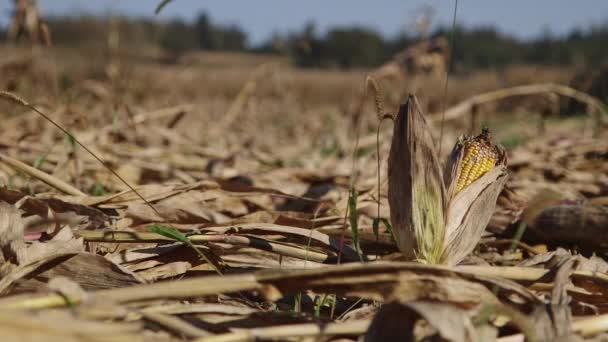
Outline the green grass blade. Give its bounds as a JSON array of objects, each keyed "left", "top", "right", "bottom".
[
  {"left": 149, "top": 224, "right": 189, "bottom": 243},
  {"left": 373, "top": 217, "right": 395, "bottom": 243},
  {"left": 148, "top": 224, "right": 223, "bottom": 276}
]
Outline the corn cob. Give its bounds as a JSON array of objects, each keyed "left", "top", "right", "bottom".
[{"left": 455, "top": 128, "right": 498, "bottom": 193}]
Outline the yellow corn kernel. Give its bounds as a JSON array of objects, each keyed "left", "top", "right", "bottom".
[{"left": 455, "top": 129, "right": 498, "bottom": 193}]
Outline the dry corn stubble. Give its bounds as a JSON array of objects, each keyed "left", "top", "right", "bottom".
[{"left": 388, "top": 95, "right": 508, "bottom": 265}]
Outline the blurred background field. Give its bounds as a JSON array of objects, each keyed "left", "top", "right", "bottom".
[{"left": 2, "top": 1, "right": 606, "bottom": 157}]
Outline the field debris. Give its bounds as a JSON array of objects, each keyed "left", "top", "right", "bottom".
[{"left": 0, "top": 41, "right": 608, "bottom": 341}]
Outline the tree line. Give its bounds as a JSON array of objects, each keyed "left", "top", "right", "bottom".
[{"left": 2, "top": 12, "right": 607, "bottom": 70}]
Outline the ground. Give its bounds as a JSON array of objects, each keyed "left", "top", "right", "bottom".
[{"left": 0, "top": 46, "right": 607, "bottom": 341}]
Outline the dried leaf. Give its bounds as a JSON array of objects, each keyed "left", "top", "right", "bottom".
[
  {"left": 137, "top": 261, "right": 192, "bottom": 282},
  {"left": 0, "top": 201, "right": 25, "bottom": 264},
  {"left": 5, "top": 252, "right": 143, "bottom": 294},
  {"left": 0, "top": 187, "right": 108, "bottom": 230},
  {"left": 442, "top": 165, "right": 508, "bottom": 265},
  {"left": 24, "top": 226, "right": 84, "bottom": 264},
  {"left": 529, "top": 257, "right": 575, "bottom": 340},
  {"left": 388, "top": 96, "right": 445, "bottom": 263}
]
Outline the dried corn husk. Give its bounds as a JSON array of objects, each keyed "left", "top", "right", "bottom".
[
  {"left": 388, "top": 95, "right": 508, "bottom": 265},
  {"left": 387, "top": 95, "right": 446, "bottom": 263}
]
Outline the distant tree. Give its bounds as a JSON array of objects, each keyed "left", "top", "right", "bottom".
[
  {"left": 46, "top": 16, "right": 107, "bottom": 46},
  {"left": 193, "top": 12, "right": 247, "bottom": 51},
  {"left": 195, "top": 12, "right": 216, "bottom": 49},
  {"left": 324, "top": 27, "right": 385, "bottom": 68},
  {"left": 161, "top": 19, "right": 197, "bottom": 52},
  {"left": 565, "top": 22, "right": 608, "bottom": 65},
  {"left": 216, "top": 24, "right": 247, "bottom": 51},
  {"left": 251, "top": 33, "right": 285, "bottom": 54},
  {"left": 289, "top": 22, "right": 325, "bottom": 67},
  {"left": 455, "top": 26, "right": 522, "bottom": 69},
  {"left": 385, "top": 32, "right": 415, "bottom": 57}
]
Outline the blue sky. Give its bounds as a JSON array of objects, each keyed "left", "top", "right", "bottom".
[{"left": 3, "top": 1, "right": 608, "bottom": 44}]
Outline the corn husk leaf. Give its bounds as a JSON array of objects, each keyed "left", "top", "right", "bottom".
[
  {"left": 442, "top": 161, "right": 508, "bottom": 265},
  {"left": 388, "top": 96, "right": 446, "bottom": 263},
  {"left": 444, "top": 136, "right": 466, "bottom": 200}
]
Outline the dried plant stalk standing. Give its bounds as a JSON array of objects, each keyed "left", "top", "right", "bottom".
[{"left": 388, "top": 95, "right": 508, "bottom": 265}]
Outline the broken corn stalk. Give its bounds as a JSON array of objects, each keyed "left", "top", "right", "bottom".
[{"left": 388, "top": 95, "right": 508, "bottom": 265}]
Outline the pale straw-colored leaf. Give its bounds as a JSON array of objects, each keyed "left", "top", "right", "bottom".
[
  {"left": 442, "top": 164, "right": 508, "bottom": 265},
  {"left": 388, "top": 95, "right": 445, "bottom": 263},
  {"left": 0, "top": 201, "right": 26, "bottom": 264}
]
